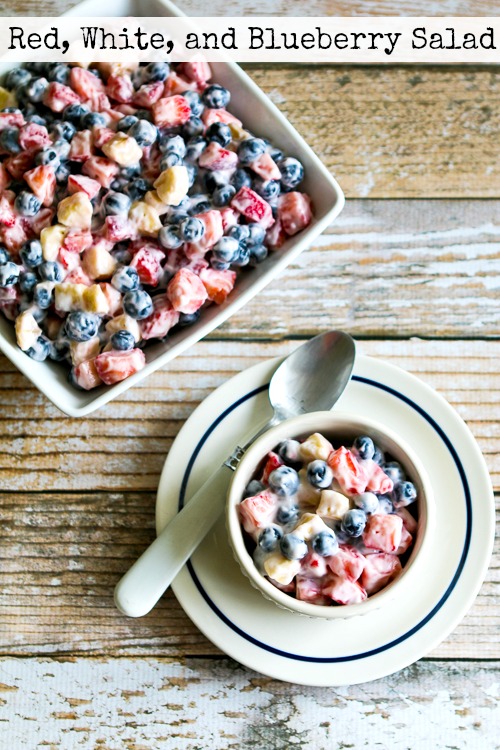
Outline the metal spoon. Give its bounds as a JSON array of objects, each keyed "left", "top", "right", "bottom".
[{"left": 114, "top": 330, "right": 356, "bottom": 617}]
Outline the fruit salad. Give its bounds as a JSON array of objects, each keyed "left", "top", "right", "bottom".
[
  {"left": 0, "top": 61, "right": 313, "bottom": 389},
  {"left": 238, "top": 432, "right": 419, "bottom": 606}
]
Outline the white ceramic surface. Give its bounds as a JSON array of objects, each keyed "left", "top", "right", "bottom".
[
  {"left": 0, "top": 0, "right": 344, "bottom": 417},
  {"left": 156, "top": 353, "right": 495, "bottom": 686},
  {"left": 226, "top": 410, "right": 435, "bottom": 620}
]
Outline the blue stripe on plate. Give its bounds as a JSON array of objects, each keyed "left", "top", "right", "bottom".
[{"left": 178, "top": 376, "right": 472, "bottom": 663}]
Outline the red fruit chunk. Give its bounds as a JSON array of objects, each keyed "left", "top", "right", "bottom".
[
  {"left": 163, "top": 73, "right": 198, "bottom": 97},
  {"left": 103, "top": 215, "right": 134, "bottom": 243},
  {"left": 65, "top": 266, "right": 92, "bottom": 285},
  {"left": 70, "top": 67, "right": 105, "bottom": 97},
  {"left": 296, "top": 576, "right": 330, "bottom": 605},
  {"left": 199, "top": 267, "right": 236, "bottom": 304},
  {"left": 0, "top": 195, "right": 16, "bottom": 227},
  {"left": 278, "top": 192, "right": 312, "bottom": 236},
  {"left": 394, "top": 507, "right": 418, "bottom": 535},
  {"left": 202, "top": 108, "right": 242, "bottom": 129},
  {"left": 395, "top": 525, "right": 413, "bottom": 555},
  {"left": 153, "top": 95, "right": 191, "bottom": 128},
  {"left": 106, "top": 74, "right": 134, "bottom": 104},
  {"left": 184, "top": 209, "right": 224, "bottom": 258},
  {"left": 28, "top": 207, "right": 54, "bottom": 235},
  {"left": 166, "top": 268, "right": 208, "bottom": 314},
  {"left": 81, "top": 91, "right": 111, "bottom": 112},
  {"left": 261, "top": 451, "right": 284, "bottom": 484},
  {"left": 4, "top": 152, "right": 34, "bottom": 180},
  {"left": 250, "top": 151, "right": 281, "bottom": 181},
  {"left": 239, "top": 489, "right": 277, "bottom": 535},
  {"left": 130, "top": 245, "right": 165, "bottom": 286},
  {"left": 69, "top": 130, "right": 93, "bottom": 162},
  {"left": 58, "top": 246, "right": 83, "bottom": 272},
  {"left": 133, "top": 81, "right": 164, "bottom": 108},
  {"left": 231, "top": 186, "right": 274, "bottom": 229},
  {"left": 1, "top": 219, "right": 28, "bottom": 252},
  {"left": 18, "top": 123, "right": 51, "bottom": 152},
  {"left": 43, "top": 82, "right": 81, "bottom": 112},
  {"left": 73, "top": 359, "right": 103, "bottom": 390},
  {"left": 365, "top": 461, "right": 394, "bottom": 495},
  {"left": 180, "top": 61, "right": 212, "bottom": 85},
  {"left": 24, "top": 165, "right": 56, "bottom": 207},
  {"left": 323, "top": 575, "right": 367, "bottom": 605},
  {"left": 328, "top": 446, "right": 368, "bottom": 495},
  {"left": 363, "top": 513, "right": 403, "bottom": 554},
  {"left": 140, "top": 294, "right": 180, "bottom": 340},
  {"left": 199, "top": 141, "right": 238, "bottom": 171},
  {"left": 219, "top": 206, "right": 238, "bottom": 232},
  {"left": 327, "top": 544, "right": 366, "bottom": 582},
  {"left": 67, "top": 174, "right": 101, "bottom": 200},
  {"left": 0, "top": 163, "right": 10, "bottom": 192},
  {"left": 82, "top": 156, "right": 119, "bottom": 188},
  {"left": 265, "top": 216, "right": 286, "bottom": 249},
  {"left": 92, "top": 127, "right": 115, "bottom": 149},
  {"left": 360, "top": 553, "right": 402, "bottom": 595},
  {"left": 0, "top": 112, "right": 25, "bottom": 130},
  {"left": 99, "top": 283, "right": 122, "bottom": 316},
  {"left": 94, "top": 348, "right": 146, "bottom": 385}
]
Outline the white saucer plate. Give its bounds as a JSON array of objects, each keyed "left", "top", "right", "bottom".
[{"left": 156, "top": 354, "right": 495, "bottom": 686}]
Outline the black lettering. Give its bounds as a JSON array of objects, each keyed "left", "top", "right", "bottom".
[
  {"left": 301, "top": 32, "right": 314, "bottom": 50},
  {"left": 80, "top": 26, "right": 99, "bottom": 48},
  {"left": 480, "top": 27, "right": 496, "bottom": 49},
  {"left": 349, "top": 32, "right": 366, "bottom": 50},
  {"left": 316, "top": 26, "right": 332, "bottom": 49},
  {"left": 221, "top": 27, "right": 237, "bottom": 50},
  {"left": 8, "top": 27, "right": 25, "bottom": 49},
  {"left": 249, "top": 26, "right": 264, "bottom": 50},
  {"left": 150, "top": 32, "right": 164, "bottom": 49},
  {"left": 202, "top": 32, "right": 219, "bottom": 49},
  {"left": 384, "top": 32, "right": 401, "bottom": 55},
  {"left": 185, "top": 32, "right": 200, "bottom": 50},
  {"left": 412, "top": 27, "right": 427, "bottom": 49},
  {"left": 333, "top": 32, "right": 348, "bottom": 49}
]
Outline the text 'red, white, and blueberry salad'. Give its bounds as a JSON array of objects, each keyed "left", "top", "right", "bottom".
[
  {"left": 239, "top": 432, "right": 419, "bottom": 606},
  {"left": 0, "top": 61, "right": 312, "bottom": 388}
]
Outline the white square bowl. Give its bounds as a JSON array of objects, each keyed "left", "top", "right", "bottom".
[{"left": 0, "top": 0, "right": 344, "bottom": 416}]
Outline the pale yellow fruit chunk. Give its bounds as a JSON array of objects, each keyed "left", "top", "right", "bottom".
[
  {"left": 57, "top": 192, "right": 93, "bottom": 229},
  {"left": 82, "top": 284, "right": 110, "bottom": 314},
  {"left": 0, "top": 87, "right": 17, "bottom": 109},
  {"left": 83, "top": 246, "right": 117, "bottom": 281},
  {"left": 293, "top": 512, "right": 330, "bottom": 541},
  {"left": 15, "top": 311, "right": 41, "bottom": 351},
  {"left": 263, "top": 553, "right": 301, "bottom": 586},
  {"left": 40, "top": 224, "right": 67, "bottom": 261},
  {"left": 54, "top": 282, "right": 87, "bottom": 312},
  {"left": 70, "top": 337, "right": 101, "bottom": 366},
  {"left": 299, "top": 433, "right": 334, "bottom": 463},
  {"left": 105, "top": 314, "right": 141, "bottom": 342},
  {"left": 128, "top": 201, "right": 162, "bottom": 237},
  {"left": 144, "top": 190, "right": 169, "bottom": 216},
  {"left": 317, "top": 490, "right": 350, "bottom": 520},
  {"left": 102, "top": 132, "right": 143, "bottom": 166},
  {"left": 153, "top": 165, "right": 189, "bottom": 206}
]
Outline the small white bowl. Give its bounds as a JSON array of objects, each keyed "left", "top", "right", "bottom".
[{"left": 226, "top": 411, "right": 435, "bottom": 620}]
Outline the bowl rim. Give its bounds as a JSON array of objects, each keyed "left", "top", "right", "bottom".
[{"left": 226, "top": 410, "right": 436, "bottom": 620}]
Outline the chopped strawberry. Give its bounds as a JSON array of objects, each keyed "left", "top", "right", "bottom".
[
  {"left": 69, "top": 130, "right": 93, "bottom": 162},
  {"left": 64, "top": 266, "right": 93, "bottom": 286},
  {"left": 295, "top": 575, "right": 330, "bottom": 605},
  {"left": 166, "top": 268, "right": 208, "bottom": 314},
  {"left": 70, "top": 67, "right": 106, "bottom": 97},
  {"left": 327, "top": 544, "right": 366, "bottom": 582},
  {"left": 130, "top": 245, "right": 165, "bottom": 286},
  {"left": 163, "top": 72, "right": 198, "bottom": 96},
  {"left": 67, "top": 174, "right": 101, "bottom": 200},
  {"left": 0, "top": 195, "right": 16, "bottom": 227},
  {"left": 0, "top": 163, "right": 10, "bottom": 192},
  {"left": 92, "top": 127, "right": 115, "bottom": 150},
  {"left": 106, "top": 74, "right": 134, "bottom": 104},
  {"left": 199, "top": 267, "right": 236, "bottom": 304},
  {"left": 18, "top": 123, "right": 51, "bottom": 153},
  {"left": 103, "top": 215, "right": 134, "bottom": 244},
  {"left": 363, "top": 514, "right": 403, "bottom": 554},
  {"left": 81, "top": 91, "right": 111, "bottom": 112},
  {"left": 394, "top": 507, "right": 418, "bottom": 535},
  {"left": 199, "top": 141, "right": 238, "bottom": 171},
  {"left": 328, "top": 446, "right": 368, "bottom": 495},
  {"left": 395, "top": 525, "right": 413, "bottom": 555},
  {"left": 231, "top": 186, "right": 274, "bottom": 229},
  {"left": 73, "top": 359, "right": 103, "bottom": 390},
  {"left": 0, "top": 111, "right": 25, "bottom": 130},
  {"left": 24, "top": 165, "right": 56, "bottom": 207},
  {"left": 360, "top": 553, "right": 402, "bottom": 595},
  {"left": 202, "top": 108, "right": 242, "bottom": 129},
  {"left": 184, "top": 210, "right": 224, "bottom": 258},
  {"left": 152, "top": 95, "right": 191, "bottom": 128},
  {"left": 82, "top": 156, "right": 119, "bottom": 188},
  {"left": 94, "top": 348, "right": 146, "bottom": 385},
  {"left": 0, "top": 219, "right": 28, "bottom": 252},
  {"left": 28, "top": 207, "right": 55, "bottom": 235},
  {"left": 219, "top": 207, "right": 239, "bottom": 232},
  {"left": 62, "top": 228, "right": 93, "bottom": 254},
  {"left": 250, "top": 152, "right": 281, "bottom": 181},
  {"left": 365, "top": 461, "right": 394, "bottom": 495},
  {"left": 239, "top": 489, "right": 278, "bottom": 536},
  {"left": 140, "top": 294, "right": 180, "bottom": 340},
  {"left": 43, "top": 82, "right": 81, "bottom": 112},
  {"left": 323, "top": 575, "right": 367, "bottom": 605},
  {"left": 4, "top": 152, "right": 34, "bottom": 180},
  {"left": 99, "top": 283, "right": 122, "bottom": 316},
  {"left": 260, "top": 451, "right": 284, "bottom": 484},
  {"left": 265, "top": 216, "right": 287, "bottom": 249},
  {"left": 278, "top": 192, "right": 312, "bottom": 236},
  {"left": 58, "top": 246, "right": 84, "bottom": 272},
  {"left": 179, "top": 61, "right": 212, "bottom": 85},
  {"left": 133, "top": 81, "right": 164, "bottom": 108}
]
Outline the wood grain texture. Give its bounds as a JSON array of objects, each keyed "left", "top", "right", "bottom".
[{"left": 1, "top": 657, "right": 499, "bottom": 749}]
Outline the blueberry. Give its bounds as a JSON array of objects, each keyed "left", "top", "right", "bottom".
[
  {"left": 158, "top": 132, "right": 186, "bottom": 157},
  {"left": 276, "top": 503, "right": 300, "bottom": 525},
  {"left": 0, "top": 127, "right": 21, "bottom": 154},
  {"left": 280, "top": 534, "right": 308, "bottom": 561},
  {"left": 185, "top": 136, "right": 206, "bottom": 163},
  {"left": 202, "top": 84, "right": 230, "bottom": 109},
  {"left": 0, "top": 262, "right": 20, "bottom": 287},
  {"left": 117, "top": 115, "right": 139, "bottom": 132},
  {"left": 129, "top": 119, "right": 158, "bottom": 147},
  {"left": 178, "top": 310, "right": 201, "bottom": 327},
  {"left": 231, "top": 168, "right": 252, "bottom": 191},
  {"left": 341, "top": 509, "right": 367, "bottom": 538},
  {"left": 306, "top": 460, "right": 333, "bottom": 489},
  {"left": 280, "top": 157, "right": 304, "bottom": 189},
  {"left": 212, "top": 236, "right": 240, "bottom": 263},
  {"left": 120, "top": 163, "right": 141, "bottom": 179},
  {"left": 25, "top": 76, "right": 48, "bottom": 103},
  {"left": 5, "top": 67, "right": 31, "bottom": 90},
  {"left": 111, "top": 265, "right": 140, "bottom": 293},
  {"left": 0, "top": 247, "right": 11, "bottom": 264},
  {"left": 122, "top": 289, "right": 153, "bottom": 320},
  {"left": 185, "top": 163, "right": 198, "bottom": 187},
  {"left": 311, "top": 530, "right": 339, "bottom": 557},
  {"left": 160, "top": 153, "right": 183, "bottom": 170},
  {"left": 258, "top": 525, "right": 283, "bottom": 553},
  {"left": 142, "top": 61, "right": 170, "bottom": 83},
  {"left": 227, "top": 224, "right": 250, "bottom": 243},
  {"left": 353, "top": 492, "right": 379, "bottom": 514},
  {"left": 182, "top": 115, "right": 204, "bottom": 140},
  {"left": 110, "top": 245, "right": 132, "bottom": 265},
  {"left": 111, "top": 329, "right": 135, "bottom": 351},
  {"left": 237, "top": 138, "right": 267, "bottom": 166},
  {"left": 392, "top": 481, "right": 417, "bottom": 508},
  {"left": 372, "top": 446, "right": 384, "bottom": 465},
  {"left": 34, "top": 147, "right": 60, "bottom": 168},
  {"left": 206, "top": 122, "right": 232, "bottom": 147},
  {"left": 48, "top": 339, "right": 69, "bottom": 361},
  {"left": 124, "top": 178, "right": 151, "bottom": 201},
  {"left": 25, "top": 62, "right": 47, "bottom": 74},
  {"left": 383, "top": 461, "right": 405, "bottom": 485},
  {"left": 82, "top": 111, "right": 107, "bottom": 129},
  {"left": 353, "top": 435, "right": 375, "bottom": 461},
  {"left": 181, "top": 90, "right": 204, "bottom": 116},
  {"left": 253, "top": 178, "right": 280, "bottom": 201},
  {"left": 33, "top": 282, "right": 54, "bottom": 309},
  {"left": 243, "top": 479, "right": 265, "bottom": 498},
  {"left": 249, "top": 244, "right": 268, "bottom": 266},
  {"left": 158, "top": 224, "right": 183, "bottom": 250},
  {"left": 189, "top": 196, "right": 211, "bottom": 215},
  {"left": 25, "top": 335, "right": 50, "bottom": 362},
  {"left": 52, "top": 138, "right": 71, "bottom": 160},
  {"left": 268, "top": 465, "right": 300, "bottom": 496},
  {"left": 62, "top": 102, "right": 90, "bottom": 126},
  {"left": 204, "top": 170, "right": 228, "bottom": 194},
  {"left": 46, "top": 63, "right": 70, "bottom": 84},
  {"left": 377, "top": 495, "right": 394, "bottom": 514},
  {"left": 179, "top": 216, "right": 205, "bottom": 242},
  {"left": 133, "top": 108, "right": 152, "bottom": 122},
  {"left": 277, "top": 439, "right": 301, "bottom": 464},
  {"left": 65, "top": 311, "right": 100, "bottom": 342},
  {"left": 212, "top": 185, "right": 236, "bottom": 207},
  {"left": 102, "top": 191, "right": 131, "bottom": 216},
  {"left": 247, "top": 223, "right": 266, "bottom": 246},
  {"left": 14, "top": 191, "right": 41, "bottom": 217},
  {"left": 39, "top": 261, "right": 64, "bottom": 282},
  {"left": 55, "top": 163, "right": 71, "bottom": 184},
  {"left": 231, "top": 244, "right": 250, "bottom": 267},
  {"left": 18, "top": 270, "right": 37, "bottom": 294},
  {"left": 268, "top": 146, "right": 284, "bottom": 163},
  {"left": 26, "top": 114, "right": 47, "bottom": 127},
  {"left": 50, "top": 120, "right": 76, "bottom": 141}
]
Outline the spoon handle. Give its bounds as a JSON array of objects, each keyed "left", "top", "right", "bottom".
[{"left": 114, "top": 463, "right": 233, "bottom": 618}]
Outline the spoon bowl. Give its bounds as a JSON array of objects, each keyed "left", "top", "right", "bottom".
[{"left": 114, "top": 330, "right": 356, "bottom": 617}]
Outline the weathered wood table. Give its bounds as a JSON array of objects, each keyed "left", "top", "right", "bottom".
[{"left": 1, "top": 1, "right": 499, "bottom": 747}]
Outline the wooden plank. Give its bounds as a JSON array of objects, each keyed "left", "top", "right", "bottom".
[{"left": 0, "top": 657, "right": 499, "bottom": 749}]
